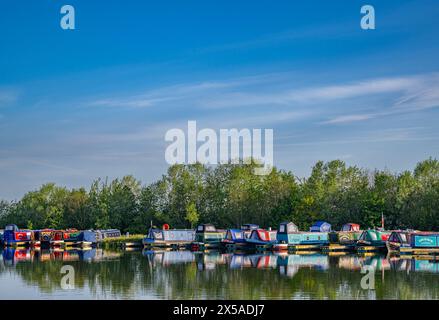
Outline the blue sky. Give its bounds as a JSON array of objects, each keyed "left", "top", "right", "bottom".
[{"left": 1, "top": 0, "right": 439, "bottom": 200}]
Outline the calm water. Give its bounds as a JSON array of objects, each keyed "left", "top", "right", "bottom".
[{"left": 1, "top": 248, "right": 439, "bottom": 299}]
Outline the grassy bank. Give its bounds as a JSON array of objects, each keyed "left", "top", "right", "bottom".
[{"left": 101, "top": 234, "right": 144, "bottom": 248}]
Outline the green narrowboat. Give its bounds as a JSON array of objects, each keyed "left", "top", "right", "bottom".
[
  {"left": 329, "top": 223, "right": 362, "bottom": 245},
  {"left": 356, "top": 229, "right": 392, "bottom": 252},
  {"left": 191, "top": 224, "right": 225, "bottom": 251}
]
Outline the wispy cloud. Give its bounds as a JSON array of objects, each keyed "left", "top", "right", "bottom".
[
  {"left": 86, "top": 72, "right": 439, "bottom": 129},
  {"left": 0, "top": 88, "right": 19, "bottom": 107}
]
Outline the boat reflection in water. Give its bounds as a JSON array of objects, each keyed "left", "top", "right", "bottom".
[
  {"left": 141, "top": 250, "right": 439, "bottom": 276},
  {"left": 1, "top": 248, "right": 121, "bottom": 266},
  {"left": 1, "top": 248, "right": 439, "bottom": 299}
]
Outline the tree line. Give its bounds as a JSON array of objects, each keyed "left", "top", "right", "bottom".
[{"left": 1, "top": 158, "right": 439, "bottom": 234}]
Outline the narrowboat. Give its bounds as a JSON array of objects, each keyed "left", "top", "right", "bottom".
[
  {"left": 2, "top": 224, "right": 32, "bottom": 247},
  {"left": 33, "top": 229, "right": 65, "bottom": 247},
  {"left": 356, "top": 229, "right": 392, "bottom": 252},
  {"left": 387, "top": 231, "right": 439, "bottom": 255},
  {"left": 240, "top": 224, "right": 259, "bottom": 237},
  {"left": 273, "top": 221, "right": 299, "bottom": 251},
  {"left": 143, "top": 226, "right": 195, "bottom": 248},
  {"left": 95, "top": 229, "right": 122, "bottom": 242},
  {"left": 221, "top": 224, "right": 259, "bottom": 250},
  {"left": 191, "top": 224, "right": 225, "bottom": 251},
  {"left": 274, "top": 221, "right": 331, "bottom": 250},
  {"left": 221, "top": 229, "right": 247, "bottom": 250},
  {"left": 244, "top": 229, "right": 277, "bottom": 251},
  {"left": 63, "top": 230, "right": 97, "bottom": 248},
  {"left": 329, "top": 223, "right": 362, "bottom": 245}
]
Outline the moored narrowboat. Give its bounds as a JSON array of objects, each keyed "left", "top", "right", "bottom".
[
  {"left": 240, "top": 224, "right": 259, "bottom": 237},
  {"left": 273, "top": 221, "right": 299, "bottom": 251},
  {"left": 245, "top": 229, "right": 277, "bottom": 251},
  {"left": 329, "top": 223, "right": 362, "bottom": 245},
  {"left": 64, "top": 230, "right": 97, "bottom": 248},
  {"left": 387, "top": 231, "right": 439, "bottom": 255},
  {"left": 143, "top": 226, "right": 195, "bottom": 249},
  {"left": 33, "top": 229, "right": 65, "bottom": 248},
  {"left": 191, "top": 224, "right": 225, "bottom": 251},
  {"left": 278, "top": 221, "right": 331, "bottom": 251},
  {"left": 356, "top": 229, "right": 392, "bottom": 252},
  {"left": 221, "top": 229, "right": 247, "bottom": 250},
  {"left": 95, "top": 229, "right": 122, "bottom": 242},
  {"left": 2, "top": 224, "right": 32, "bottom": 247}
]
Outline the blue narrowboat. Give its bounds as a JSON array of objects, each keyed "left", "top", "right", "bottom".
[
  {"left": 2, "top": 224, "right": 32, "bottom": 247},
  {"left": 221, "top": 229, "right": 247, "bottom": 250},
  {"left": 221, "top": 224, "right": 259, "bottom": 250},
  {"left": 245, "top": 229, "right": 277, "bottom": 250},
  {"left": 387, "top": 231, "right": 439, "bottom": 254},
  {"left": 273, "top": 221, "right": 330, "bottom": 249},
  {"left": 273, "top": 221, "right": 299, "bottom": 251},
  {"left": 64, "top": 230, "right": 97, "bottom": 248},
  {"left": 143, "top": 226, "right": 195, "bottom": 248}
]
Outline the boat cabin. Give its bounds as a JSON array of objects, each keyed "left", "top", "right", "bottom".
[
  {"left": 145, "top": 228, "right": 195, "bottom": 243},
  {"left": 341, "top": 223, "right": 360, "bottom": 232},
  {"left": 411, "top": 232, "right": 439, "bottom": 248},
  {"left": 95, "top": 229, "right": 122, "bottom": 242},
  {"left": 3, "top": 224, "right": 32, "bottom": 245},
  {"left": 64, "top": 230, "right": 97, "bottom": 244},
  {"left": 358, "top": 229, "right": 391, "bottom": 246},
  {"left": 196, "top": 224, "right": 217, "bottom": 233},
  {"left": 249, "top": 229, "right": 274, "bottom": 243},
  {"left": 194, "top": 224, "right": 225, "bottom": 243},
  {"left": 224, "top": 229, "right": 246, "bottom": 242},
  {"left": 310, "top": 221, "right": 332, "bottom": 232},
  {"left": 388, "top": 231, "right": 411, "bottom": 246},
  {"left": 278, "top": 222, "right": 299, "bottom": 234}
]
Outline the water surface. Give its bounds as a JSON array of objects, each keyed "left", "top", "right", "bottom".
[{"left": 1, "top": 248, "right": 438, "bottom": 299}]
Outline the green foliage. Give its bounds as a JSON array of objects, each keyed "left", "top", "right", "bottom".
[
  {"left": 185, "top": 203, "right": 199, "bottom": 228},
  {"left": 1, "top": 158, "right": 439, "bottom": 231}
]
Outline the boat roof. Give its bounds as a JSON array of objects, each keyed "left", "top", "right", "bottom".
[
  {"left": 312, "top": 221, "right": 330, "bottom": 227},
  {"left": 241, "top": 224, "right": 259, "bottom": 229}
]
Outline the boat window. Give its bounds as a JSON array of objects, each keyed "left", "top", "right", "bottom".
[
  {"left": 342, "top": 225, "right": 351, "bottom": 232},
  {"left": 279, "top": 225, "right": 286, "bottom": 233},
  {"left": 197, "top": 225, "right": 204, "bottom": 232},
  {"left": 235, "top": 232, "right": 243, "bottom": 239},
  {"left": 5, "top": 225, "right": 16, "bottom": 231},
  {"left": 205, "top": 225, "right": 216, "bottom": 232}
]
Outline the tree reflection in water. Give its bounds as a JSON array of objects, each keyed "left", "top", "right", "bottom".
[{"left": 1, "top": 248, "right": 439, "bottom": 299}]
